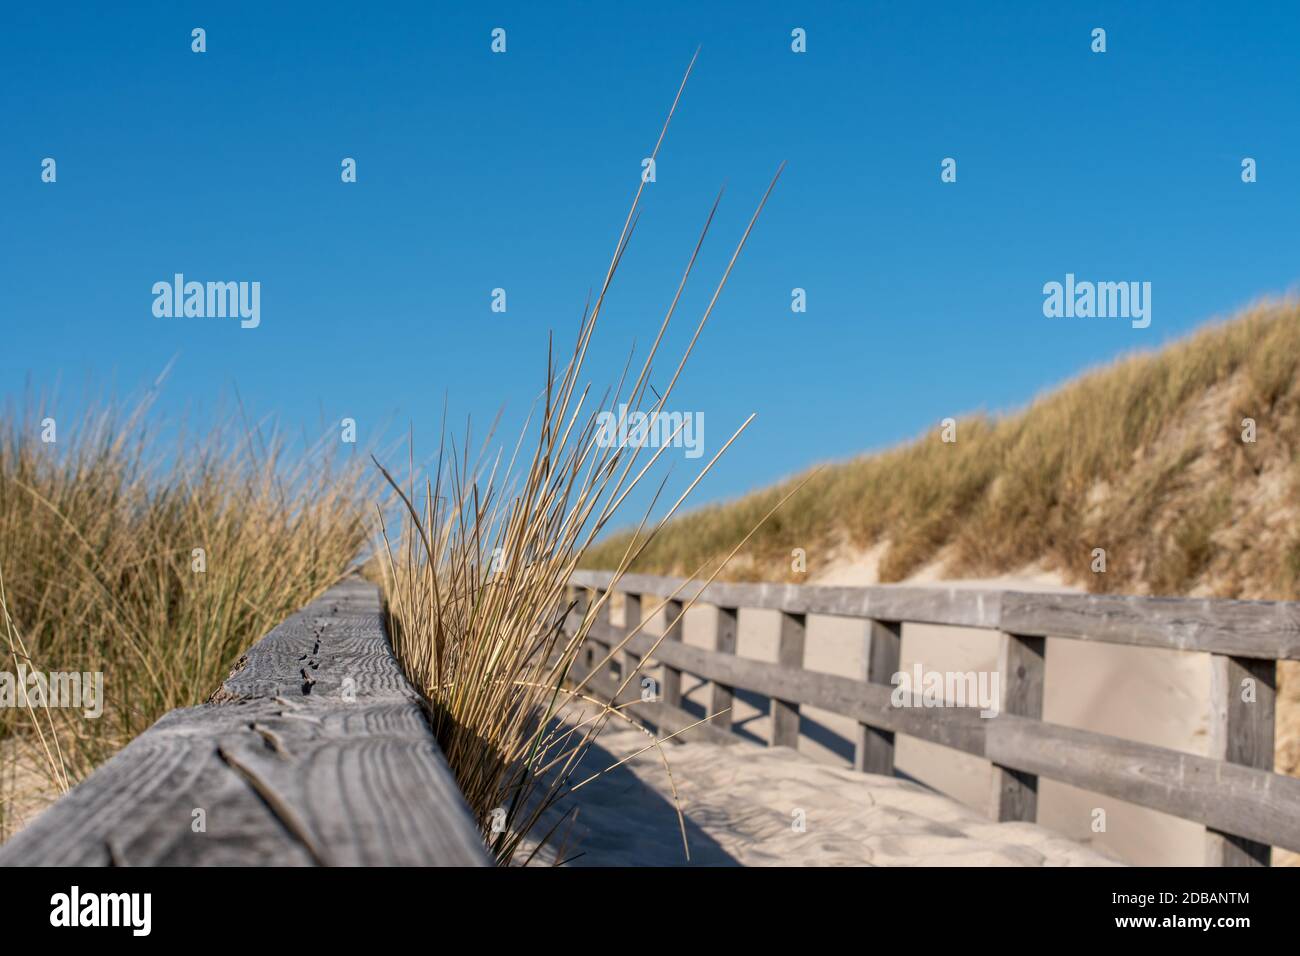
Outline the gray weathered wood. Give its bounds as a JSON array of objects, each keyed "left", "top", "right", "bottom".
[
  {"left": 660, "top": 598, "right": 685, "bottom": 708},
  {"left": 569, "top": 571, "right": 1300, "bottom": 659},
  {"left": 620, "top": 592, "right": 643, "bottom": 688},
  {"left": 986, "top": 715, "right": 1300, "bottom": 853},
  {"left": 998, "top": 591, "right": 1300, "bottom": 661},
  {"left": 572, "top": 571, "right": 1003, "bottom": 630},
  {"left": 585, "top": 619, "right": 988, "bottom": 756},
  {"left": 764, "top": 613, "right": 806, "bottom": 749},
  {"left": 989, "top": 632, "right": 1046, "bottom": 822},
  {"left": 568, "top": 570, "right": 1300, "bottom": 859},
  {"left": 569, "top": 643, "right": 738, "bottom": 747},
  {"left": 854, "top": 619, "right": 902, "bottom": 775},
  {"left": 1205, "top": 655, "right": 1276, "bottom": 866},
  {"left": 0, "top": 579, "right": 489, "bottom": 867},
  {"left": 708, "top": 607, "right": 739, "bottom": 731},
  {"left": 769, "top": 612, "right": 807, "bottom": 748}
]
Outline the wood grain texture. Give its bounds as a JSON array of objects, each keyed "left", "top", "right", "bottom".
[
  {"left": 0, "top": 579, "right": 489, "bottom": 867},
  {"left": 570, "top": 651, "right": 738, "bottom": 747},
  {"left": 569, "top": 571, "right": 1300, "bottom": 659},
  {"left": 1205, "top": 655, "right": 1276, "bottom": 865},
  {"left": 854, "top": 619, "right": 902, "bottom": 775},
  {"left": 769, "top": 612, "right": 806, "bottom": 748},
  {"left": 989, "top": 633, "right": 1045, "bottom": 823},
  {"left": 586, "top": 619, "right": 988, "bottom": 756},
  {"left": 660, "top": 598, "right": 685, "bottom": 708},
  {"left": 620, "top": 592, "right": 643, "bottom": 690},
  {"left": 986, "top": 716, "right": 1300, "bottom": 853},
  {"left": 708, "top": 607, "right": 739, "bottom": 732}
]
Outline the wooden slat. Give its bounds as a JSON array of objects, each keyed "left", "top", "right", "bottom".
[
  {"left": 660, "top": 598, "right": 685, "bottom": 708},
  {"left": 570, "top": 571, "right": 1003, "bottom": 629},
  {"left": 709, "top": 607, "right": 739, "bottom": 732},
  {"left": 569, "top": 645, "right": 737, "bottom": 747},
  {"left": 769, "top": 612, "right": 806, "bottom": 748},
  {"left": 998, "top": 591, "right": 1300, "bottom": 660},
  {"left": 587, "top": 620, "right": 988, "bottom": 756},
  {"left": 989, "top": 633, "right": 1045, "bottom": 822},
  {"left": 0, "top": 579, "right": 489, "bottom": 867},
  {"left": 854, "top": 619, "right": 901, "bottom": 775},
  {"left": 621, "top": 592, "right": 643, "bottom": 690},
  {"left": 569, "top": 571, "right": 1300, "bottom": 659},
  {"left": 985, "top": 716, "right": 1300, "bottom": 853},
  {"left": 1205, "top": 656, "right": 1276, "bottom": 865}
]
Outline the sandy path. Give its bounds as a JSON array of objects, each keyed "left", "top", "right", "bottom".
[{"left": 523, "top": 723, "right": 1120, "bottom": 867}]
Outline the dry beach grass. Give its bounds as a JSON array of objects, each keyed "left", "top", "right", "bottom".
[
  {"left": 0, "top": 394, "right": 373, "bottom": 837},
  {"left": 375, "top": 55, "right": 796, "bottom": 865}
]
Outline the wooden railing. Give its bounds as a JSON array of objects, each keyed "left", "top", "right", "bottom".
[
  {"left": 569, "top": 570, "right": 1300, "bottom": 867},
  {"left": 0, "top": 579, "right": 488, "bottom": 867}
]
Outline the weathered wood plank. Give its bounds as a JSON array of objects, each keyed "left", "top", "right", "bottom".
[
  {"left": 854, "top": 619, "right": 901, "bottom": 775},
  {"left": 1205, "top": 655, "right": 1276, "bottom": 865},
  {"left": 998, "top": 591, "right": 1300, "bottom": 660},
  {"left": 660, "top": 598, "right": 685, "bottom": 708},
  {"left": 708, "top": 607, "right": 739, "bottom": 732},
  {"left": 570, "top": 571, "right": 1003, "bottom": 629},
  {"left": 769, "top": 611, "right": 806, "bottom": 748},
  {"left": 985, "top": 716, "right": 1300, "bottom": 853},
  {"left": 569, "top": 572, "right": 1300, "bottom": 659},
  {"left": 569, "top": 649, "right": 738, "bottom": 747},
  {"left": 989, "top": 633, "right": 1045, "bottom": 822},
  {"left": 587, "top": 619, "right": 988, "bottom": 756},
  {"left": 0, "top": 579, "right": 489, "bottom": 867},
  {"left": 620, "top": 592, "right": 643, "bottom": 689}
]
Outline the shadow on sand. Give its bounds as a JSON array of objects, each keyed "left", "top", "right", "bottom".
[{"left": 528, "top": 730, "right": 741, "bottom": 867}]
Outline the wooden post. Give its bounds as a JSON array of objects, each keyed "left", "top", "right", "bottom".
[
  {"left": 621, "top": 592, "right": 642, "bottom": 687},
  {"left": 660, "top": 598, "right": 685, "bottom": 707},
  {"left": 1206, "top": 655, "right": 1276, "bottom": 866},
  {"left": 707, "top": 606, "right": 739, "bottom": 732},
  {"left": 989, "top": 632, "right": 1046, "bottom": 822},
  {"left": 569, "top": 586, "right": 592, "bottom": 671},
  {"left": 769, "top": 611, "right": 806, "bottom": 748},
  {"left": 854, "top": 619, "right": 902, "bottom": 774},
  {"left": 593, "top": 588, "right": 614, "bottom": 680}
]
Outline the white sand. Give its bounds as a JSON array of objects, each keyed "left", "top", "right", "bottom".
[{"left": 522, "top": 722, "right": 1120, "bottom": 866}]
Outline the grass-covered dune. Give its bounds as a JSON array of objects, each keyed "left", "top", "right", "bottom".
[{"left": 585, "top": 299, "right": 1300, "bottom": 602}]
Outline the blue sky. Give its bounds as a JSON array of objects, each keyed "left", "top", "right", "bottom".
[{"left": 4, "top": 2, "right": 1299, "bottom": 521}]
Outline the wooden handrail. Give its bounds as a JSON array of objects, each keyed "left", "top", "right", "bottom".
[
  {"left": 570, "top": 570, "right": 1300, "bottom": 659},
  {"left": 0, "top": 579, "right": 489, "bottom": 867}
]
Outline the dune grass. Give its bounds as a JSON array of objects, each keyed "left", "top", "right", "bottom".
[
  {"left": 584, "top": 299, "right": 1300, "bottom": 601},
  {"left": 376, "top": 56, "right": 788, "bottom": 865},
  {"left": 0, "top": 397, "right": 374, "bottom": 837}
]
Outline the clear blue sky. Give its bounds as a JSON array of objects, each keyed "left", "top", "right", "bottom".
[{"left": 4, "top": 2, "right": 1298, "bottom": 519}]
